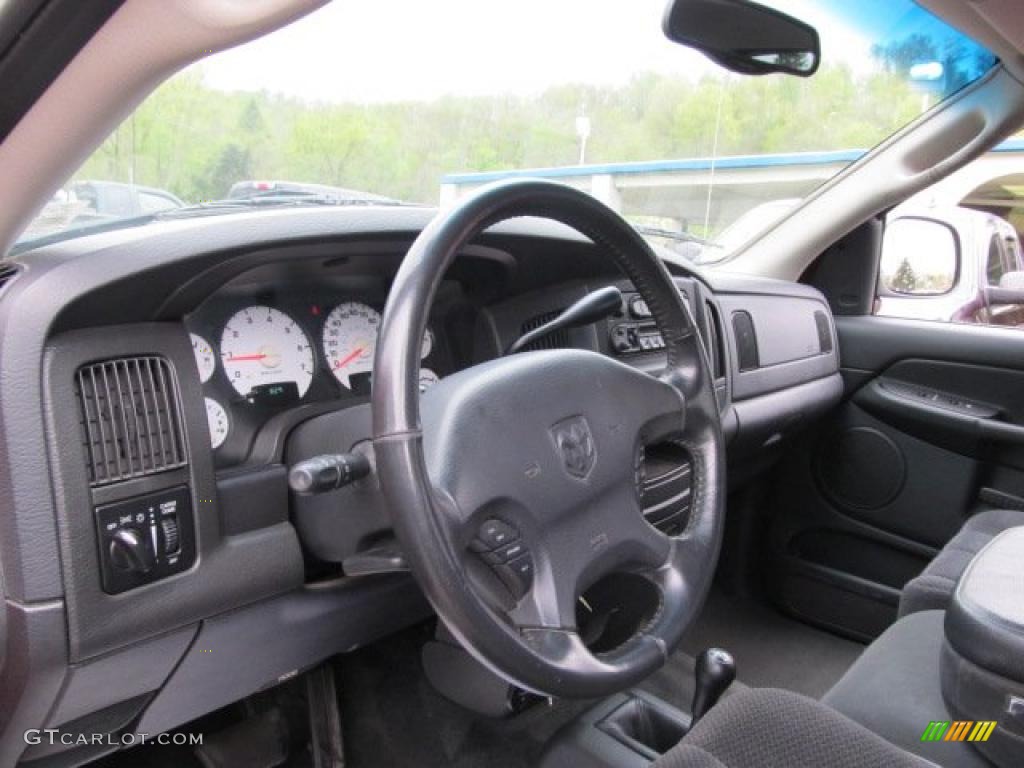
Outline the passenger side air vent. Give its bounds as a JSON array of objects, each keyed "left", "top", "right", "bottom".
[
  {"left": 75, "top": 357, "right": 188, "bottom": 487},
  {"left": 703, "top": 300, "right": 726, "bottom": 380},
  {"left": 518, "top": 308, "right": 567, "bottom": 351},
  {"left": 731, "top": 310, "right": 760, "bottom": 372}
]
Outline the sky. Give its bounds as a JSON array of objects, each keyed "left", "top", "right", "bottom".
[
  {"left": 201, "top": 0, "right": 702, "bottom": 103},
  {"left": 198, "top": 0, "right": 875, "bottom": 105}
]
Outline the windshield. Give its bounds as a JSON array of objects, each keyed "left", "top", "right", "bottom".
[{"left": 16, "top": 0, "right": 996, "bottom": 260}]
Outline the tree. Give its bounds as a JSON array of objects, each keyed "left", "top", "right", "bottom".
[
  {"left": 205, "top": 144, "right": 252, "bottom": 199},
  {"left": 287, "top": 107, "right": 369, "bottom": 185},
  {"left": 239, "top": 98, "right": 266, "bottom": 135},
  {"left": 891, "top": 257, "right": 919, "bottom": 293},
  {"left": 68, "top": 62, "right": 930, "bottom": 207}
]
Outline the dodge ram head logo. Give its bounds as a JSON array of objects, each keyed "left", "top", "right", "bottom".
[{"left": 550, "top": 416, "right": 596, "bottom": 480}]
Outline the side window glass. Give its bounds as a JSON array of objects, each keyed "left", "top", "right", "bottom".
[{"left": 874, "top": 153, "right": 1024, "bottom": 329}]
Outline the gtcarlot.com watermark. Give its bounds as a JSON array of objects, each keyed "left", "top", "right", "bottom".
[{"left": 25, "top": 730, "right": 202, "bottom": 747}]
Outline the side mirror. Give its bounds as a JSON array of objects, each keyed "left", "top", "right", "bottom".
[
  {"left": 663, "top": 0, "right": 820, "bottom": 77},
  {"left": 879, "top": 217, "right": 959, "bottom": 296},
  {"left": 986, "top": 270, "right": 1024, "bottom": 306}
]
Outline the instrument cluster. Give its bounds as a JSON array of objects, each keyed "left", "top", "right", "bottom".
[{"left": 186, "top": 296, "right": 446, "bottom": 463}]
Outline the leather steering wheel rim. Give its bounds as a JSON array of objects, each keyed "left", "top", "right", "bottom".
[{"left": 372, "top": 178, "right": 725, "bottom": 698}]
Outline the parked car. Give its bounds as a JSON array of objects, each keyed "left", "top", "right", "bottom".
[
  {"left": 877, "top": 206, "right": 1024, "bottom": 326},
  {"left": 227, "top": 180, "right": 398, "bottom": 203},
  {"left": 18, "top": 181, "right": 184, "bottom": 239},
  {"left": 70, "top": 180, "right": 185, "bottom": 219}
]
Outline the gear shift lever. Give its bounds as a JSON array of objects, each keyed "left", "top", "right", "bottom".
[{"left": 690, "top": 648, "right": 735, "bottom": 725}]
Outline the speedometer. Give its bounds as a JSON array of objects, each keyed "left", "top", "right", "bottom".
[
  {"left": 220, "top": 306, "right": 314, "bottom": 397},
  {"left": 322, "top": 301, "right": 380, "bottom": 389}
]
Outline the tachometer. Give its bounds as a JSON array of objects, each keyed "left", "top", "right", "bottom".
[
  {"left": 205, "top": 397, "right": 230, "bottom": 449},
  {"left": 220, "top": 306, "right": 314, "bottom": 397},
  {"left": 322, "top": 302, "right": 380, "bottom": 389},
  {"left": 191, "top": 333, "right": 216, "bottom": 383}
]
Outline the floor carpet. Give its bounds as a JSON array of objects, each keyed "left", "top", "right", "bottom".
[
  {"left": 336, "top": 589, "right": 867, "bottom": 768},
  {"left": 91, "top": 588, "right": 867, "bottom": 767},
  {"left": 676, "top": 589, "right": 865, "bottom": 699}
]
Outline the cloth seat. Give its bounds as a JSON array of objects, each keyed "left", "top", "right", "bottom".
[
  {"left": 825, "top": 610, "right": 989, "bottom": 768},
  {"left": 651, "top": 688, "right": 932, "bottom": 768},
  {"left": 899, "top": 508, "right": 1024, "bottom": 617}
]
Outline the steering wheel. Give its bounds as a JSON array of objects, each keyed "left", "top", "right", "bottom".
[{"left": 372, "top": 179, "right": 724, "bottom": 698}]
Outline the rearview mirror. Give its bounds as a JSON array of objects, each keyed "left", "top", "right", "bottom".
[{"left": 663, "top": 0, "right": 820, "bottom": 77}]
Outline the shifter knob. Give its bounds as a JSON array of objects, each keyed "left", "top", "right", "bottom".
[{"left": 691, "top": 647, "right": 735, "bottom": 725}]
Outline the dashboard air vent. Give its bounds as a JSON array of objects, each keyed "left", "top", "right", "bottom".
[
  {"left": 731, "top": 310, "right": 760, "bottom": 372},
  {"left": 518, "top": 308, "right": 567, "bottom": 351},
  {"left": 76, "top": 357, "right": 188, "bottom": 487},
  {"left": 639, "top": 443, "right": 692, "bottom": 536},
  {"left": 702, "top": 301, "right": 726, "bottom": 380}
]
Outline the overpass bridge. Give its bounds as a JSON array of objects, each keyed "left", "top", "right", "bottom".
[{"left": 440, "top": 138, "right": 1024, "bottom": 237}]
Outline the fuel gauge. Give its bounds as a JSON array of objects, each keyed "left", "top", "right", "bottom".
[
  {"left": 191, "top": 333, "right": 216, "bottom": 383},
  {"left": 205, "top": 397, "right": 230, "bottom": 449}
]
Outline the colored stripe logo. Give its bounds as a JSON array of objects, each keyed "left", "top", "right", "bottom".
[{"left": 920, "top": 721, "right": 997, "bottom": 742}]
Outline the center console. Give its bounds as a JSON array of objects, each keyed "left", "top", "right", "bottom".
[
  {"left": 541, "top": 692, "right": 690, "bottom": 768},
  {"left": 540, "top": 649, "right": 735, "bottom": 768}
]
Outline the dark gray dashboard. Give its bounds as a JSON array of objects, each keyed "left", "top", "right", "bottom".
[{"left": 0, "top": 205, "right": 841, "bottom": 766}]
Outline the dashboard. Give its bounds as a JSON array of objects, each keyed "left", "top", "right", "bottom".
[{"left": 0, "top": 205, "right": 843, "bottom": 766}]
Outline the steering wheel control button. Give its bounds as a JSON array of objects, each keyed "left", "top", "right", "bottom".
[
  {"left": 484, "top": 540, "right": 527, "bottom": 564},
  {"left": 494, "top": 555, "right": 534, "bottom": 598},
  {"left": 471, "top": 519, "right": 519, "bottom": 552},
  {"left": 94, "top": 486, "right": 196, "bottom": 594}
]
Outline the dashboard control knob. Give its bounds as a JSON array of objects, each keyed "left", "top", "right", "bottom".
[
  {"left": 289, "top": 452, "right": 372, "bottom": 494},
  {"left": 108, "top": 528, "right": 154, "bottom": 574},
  {"left": 160, "top": 517, "right": 180, "bottom": 555}
]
